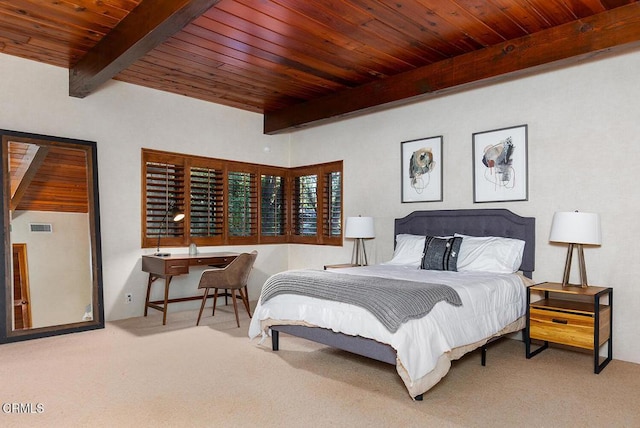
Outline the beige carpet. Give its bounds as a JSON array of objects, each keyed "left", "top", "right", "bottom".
[{"left": 0, "top": 305, "right": 638, "bottom": 428}]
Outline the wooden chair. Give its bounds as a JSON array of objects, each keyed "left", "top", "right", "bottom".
[{"left": 196, "top": 250, "right": 257, "bottom": 327}]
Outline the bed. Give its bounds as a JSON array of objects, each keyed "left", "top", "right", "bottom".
[{"left": 248, "top": 209, "right": 535, "bottom": 400}]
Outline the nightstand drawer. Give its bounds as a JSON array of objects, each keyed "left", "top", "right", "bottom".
[
  {"left": 529, "top": 307, "right": 610, "bottom": 350},
  {"left": 529, "top": 308, "right": 594, "bottom": 349}
]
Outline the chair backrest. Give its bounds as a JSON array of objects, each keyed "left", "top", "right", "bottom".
[{"left": 198, "top": 250, "right": 257, "bottom": 289}]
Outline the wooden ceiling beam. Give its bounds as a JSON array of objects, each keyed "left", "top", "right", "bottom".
[
  {"left": 10, "top": 145, "right": 49, "bottom": 211},
  {"left": 69, "top": 0, "right": 221, "bottom": 98},
  {"left": 264, "top": 3, "right": 640, "bottom": 134}
]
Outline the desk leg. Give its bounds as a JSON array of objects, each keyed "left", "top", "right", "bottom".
[
  {"left": 144, "top": 274, "right": 174, "bottom": 325},
  {"left": 144, "top": 274, "right": 157, "bottom": 317},
  {"left": 162, "top": 275, "right": 174, "bottom": 325}
]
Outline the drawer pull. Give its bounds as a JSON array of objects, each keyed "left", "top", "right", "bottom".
[{"left": 552, "top": 318, "right": 568, "bottom": 324}]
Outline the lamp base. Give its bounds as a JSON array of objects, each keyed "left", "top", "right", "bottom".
[
  {"left": 154, "top": 252, "right": 171, "bottom": 257},
  {"left": 350, "top": 238, "right": 369, "bottom": 266},
  {"left": 561, "top": 243, "right": 589, "bottom": 288}
]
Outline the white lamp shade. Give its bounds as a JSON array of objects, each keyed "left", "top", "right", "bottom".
[
  {"left": 345, "top": 216, "right": 375, "bottom": 238},
  {"left": 549, "top": 211, "right": 601, "bottom": 245}
]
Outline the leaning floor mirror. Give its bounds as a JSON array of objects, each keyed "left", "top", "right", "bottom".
[{"left": 0, "top": 129, "right": 104, "bottom": 343}]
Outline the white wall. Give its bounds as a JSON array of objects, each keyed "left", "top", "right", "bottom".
[
  {"left": 287, "top": 51, "right": 640, "bottom": 365},
  {"left": 11, "top": 211, "right": 91, "bottom": 327},
  {"left": 0, "top": 54, "right": 290, "bottom": 321}
]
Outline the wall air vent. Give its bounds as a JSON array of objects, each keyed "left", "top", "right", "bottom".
[{"left": 29, "top": 223, "right": 53, "bottom": 233}]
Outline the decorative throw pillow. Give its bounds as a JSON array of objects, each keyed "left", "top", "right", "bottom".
[{"left": 420, "top": 236, "right": 462, "bottom": 271}]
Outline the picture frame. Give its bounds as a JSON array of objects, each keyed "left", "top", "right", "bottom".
[
  {"left": 401, "top": 136, "right": 443, "bottom": 203},
  {"left": 472, "top": 124, "right": 528, "bottom": 203}
]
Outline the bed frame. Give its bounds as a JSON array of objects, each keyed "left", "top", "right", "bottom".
[{"left": 270, "top": 209, "right": 535, "bottom": 399}]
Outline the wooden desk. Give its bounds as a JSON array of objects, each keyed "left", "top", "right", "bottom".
[{"left": 141, "top": 252, "right": 238, "bottom": 325}]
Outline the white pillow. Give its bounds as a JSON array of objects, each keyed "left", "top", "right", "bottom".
[
  {"left": 454, "top": 233, "right": 525, "bottom": 274},
  {"left": 384, "top": 234, "right": 426, "bottom": 267}
]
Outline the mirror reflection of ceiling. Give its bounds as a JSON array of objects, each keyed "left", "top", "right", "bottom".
[{"left": 9, "top": 141, "right": 88, "bottom": 213}]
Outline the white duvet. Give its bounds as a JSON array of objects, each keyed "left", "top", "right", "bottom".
[{"left": 248, "top": 264, "right": 527, "bottom": 387}]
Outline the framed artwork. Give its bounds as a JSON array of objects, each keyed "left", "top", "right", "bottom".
[
  {"left": 472, "top": 124, "right": 528, "bottom": 203},
  {"left": 401, "top": 136, "right": 443, "bottom": 203}
]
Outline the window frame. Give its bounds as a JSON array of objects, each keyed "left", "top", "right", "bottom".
[
  {"left": 141, "top": 149, "right": 342, "bottom": 248},
  {"left": 289, "top": 166, "right": 319, "bottom": 244},
  {"left": 187, "top": 156, "right": 225, "bottom": 247},
  {"left": 288, "top": 162, "right": 342, "bottom": 246},
  {"left": 226, "top": 162, "right": 259, "bottom": 246},
  {"left": 260, "top": 165, "right": 289, "bottom": 244},
  {"left": 141, "top": 150, "right": 188, "bottom": 249}
]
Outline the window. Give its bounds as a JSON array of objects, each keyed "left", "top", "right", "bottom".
[
  {"left": 141, "top": 149, "right": 342, "bottom": 247},
  {"left": 324, "top": 170, "right": 342, "bottom": 238},
  {"left": 290, "top": 162, "right": 342, "bottom": 245},
  {"left": 189, "top": 164, "right": 223, "bottom": 242},
  {"left": 227, "top": 168, "right": 257, "bottom": 242},
  {"left": 260, "top": 172, "right": 286, "bottom": 238},
  {"left": 292, "top": 173, "right": 317, "bottom": 237},
  {"left": 143, "top": 152, "right": 186, "bottom": 248}
]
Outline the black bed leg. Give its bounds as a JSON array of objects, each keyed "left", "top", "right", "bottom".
[
  {"left": 272, "top": 329, "right": 279, "bottom": 351},
  {"left": 481, "top": 345, "right": 487, "bottom": 366},
  {"left": 414, "top": 394, "right": 423, "bottom": 401}
]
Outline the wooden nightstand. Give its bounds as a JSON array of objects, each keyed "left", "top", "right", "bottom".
[
  {"left": 323, "top": 263, "right": 359, "bottom": 270},
  {"left": 525, "top": 282, "right": 613, "bottom": 373}
]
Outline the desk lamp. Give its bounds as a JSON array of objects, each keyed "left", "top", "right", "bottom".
[
  {"left": 345, "top": 216, "right": 375, "bottom": 266},
  {"left": 155, "top": 202, "right": 185, "bottom": 256},
  {"left": 549, "top": 211, "right": 601, "bottom": 287}
]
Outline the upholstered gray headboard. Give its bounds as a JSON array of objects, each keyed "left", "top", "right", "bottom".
[{"left": 394, "top": 209, "right": 535, "bottom": 278}]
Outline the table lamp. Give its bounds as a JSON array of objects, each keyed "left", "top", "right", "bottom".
[
  {"left": 345, "top": 216, "right": 375, "bottom": 266},
  {"left": 549, "top": 211, "right": 601, "bottom": 287},
  {"left": 155, "top": 202, "right": 185, "bottom": 256}
]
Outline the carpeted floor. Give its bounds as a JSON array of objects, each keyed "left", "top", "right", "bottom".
[{"left": 0, "top": 306, "right": 638, "bottom": 427}]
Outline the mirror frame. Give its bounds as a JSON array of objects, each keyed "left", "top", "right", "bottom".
[{"left": 0, "top": 129, "right": 104, "bottom": 343}]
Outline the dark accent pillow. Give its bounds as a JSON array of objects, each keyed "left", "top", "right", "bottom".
[{"left": 420, "top": 236, "right": 462, "bottom": 271}]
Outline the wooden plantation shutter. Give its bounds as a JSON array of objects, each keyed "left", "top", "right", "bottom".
[
  {"left": 142, "top": 149, "right": 341, "bottom": 247},
  {"left": 291, "top": 170, "right": 318, "bottom": 243},
  {"left": 290, "top": 161, "right": 342, "bottom": 244},
  {"left": 227, "top": 167, "right": 257, "bottom": 242},
  {"left": 260, "top": 170, "right": 286, "bottom": 240},
  {"left": 323, "top": 169, "right": 342, "bottom": 242},
  {"left": 189, "top": 164, "right": 224, "bottom": 243},
  {"left": 143, "top": 157, "right": 185, "bottom": 247}
]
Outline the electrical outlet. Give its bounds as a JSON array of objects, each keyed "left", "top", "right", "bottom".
[{"left": 125, "top": 293, "right": 133, "bottom": 304}]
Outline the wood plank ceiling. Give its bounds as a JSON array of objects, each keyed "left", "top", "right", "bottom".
[
  {"left": 8, "top": 142, "right": 89, "bottom": 213},
  {"left": 1, "top": 0, "right": 639, "bottom": 135}
]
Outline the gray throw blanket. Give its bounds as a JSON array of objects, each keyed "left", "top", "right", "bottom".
[{"left": 260, "top": 270, "right": 462, "bottom": 333}]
